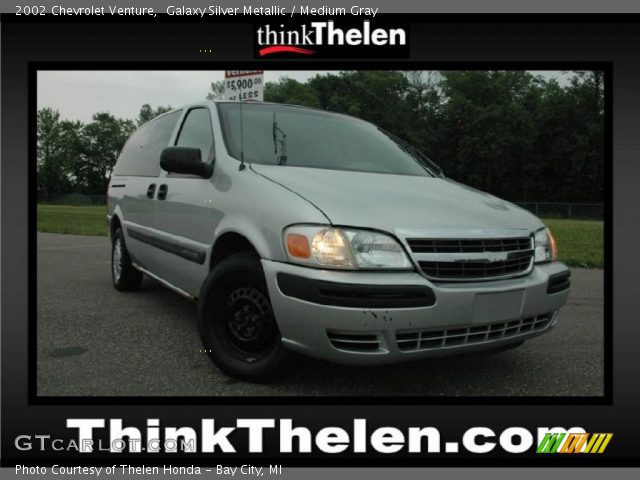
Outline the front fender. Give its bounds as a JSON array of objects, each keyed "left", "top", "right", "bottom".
[{"left": 213, "top": 215, "right": 286, "bottom": 262}]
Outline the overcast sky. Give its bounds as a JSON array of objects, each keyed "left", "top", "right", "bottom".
[{"left": 37, "top": 70, "right": 572, "bottom": 123}]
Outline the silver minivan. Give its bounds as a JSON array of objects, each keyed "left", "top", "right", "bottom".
[{"left": 107, "top": 100, "right": 571, "bottom": 381}]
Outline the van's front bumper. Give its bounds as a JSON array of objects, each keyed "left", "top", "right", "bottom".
[{"left": 262, "top": 259, "right": 571, "bottom": 365}]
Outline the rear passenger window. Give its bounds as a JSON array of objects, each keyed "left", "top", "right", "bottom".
[
  {"left": 113, "top": 110, "right": 181, "bottom": 176},
  {"left": 175, "top": 108, "right": 214, "bottom": 162}
]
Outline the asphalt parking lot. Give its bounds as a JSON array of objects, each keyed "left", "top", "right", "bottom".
[{"left": 37, "top": 232, "right": 604, "bottom": 397}]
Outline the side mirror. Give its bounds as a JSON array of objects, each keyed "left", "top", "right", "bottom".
[{"left": 160, "top": 147, "right": 213, "bottom": 179}]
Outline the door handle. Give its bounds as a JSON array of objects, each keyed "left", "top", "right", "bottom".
[
  {"left": 146, "top": 183, "right": 156, "bottom": 199},
  {"left": 157, "top": 184, "right": 168, "bottom": 201}
]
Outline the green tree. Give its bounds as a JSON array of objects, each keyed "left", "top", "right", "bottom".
[
  {"left": 37, "top": 108, "right": 71, "bottom": 198},
  {"left": 206, "top": 80, "right": 225, "bottom": 101},
  {"left": 37, "top": 70, "right": 605, "bottom": 202},
  {"left": 83, "top": 113, "right": 136, "bottom": 193},
  {"left": 137, "top": 104, "right": 172, "bottom": 126},
  {"left": 530, "top": 71, "right": 604, "bottom": 202},
  {"left": 399, "top": 71, "right": 443, "bottom": 157},
  {"left": 264, "top": 77, "right": 320, "bottom": 107},
  {"left": 58, "top": 119, "right": 88, "bottom": 193},
  {"left": 256, "top": 70, "right": 605, "bottom": 202},
  {"left": 430, "top": 71, "right": 542, "bottom": 200},
  {"left": 309, "top": 71, "right": 411, "bottom": 133}
]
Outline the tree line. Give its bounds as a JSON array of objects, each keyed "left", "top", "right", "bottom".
[
  {"left": 37, "top": 104, "right": 171, "bottom": 199},
  {"left": 37, "top": 71, "right": 604, "bottom": 203}
]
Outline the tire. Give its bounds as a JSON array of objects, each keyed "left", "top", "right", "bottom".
[
  {"left": 198, "top": 252, "right": 289, "bottom": 382},
  {"left": 111, "top": 227, "right": 143, "bottom": 291}
]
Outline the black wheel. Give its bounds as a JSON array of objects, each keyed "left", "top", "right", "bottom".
[
  {"left": 111, "top": 227, "right": 143, "bottom": 291},
  {"left": 198, "top": 252, "right": 289, "bottom": 382}
]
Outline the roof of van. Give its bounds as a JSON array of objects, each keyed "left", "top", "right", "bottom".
[{"left": 140, "top": 100, "right": 360, "bottom": 128}]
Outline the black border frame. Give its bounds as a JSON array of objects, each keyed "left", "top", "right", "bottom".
[{"left": 28, "top": 60, "right": 613, "bottom": 407}]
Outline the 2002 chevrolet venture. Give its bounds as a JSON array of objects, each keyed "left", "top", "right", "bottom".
[{"left": 107, "top": 100, "right": 571, "bottom": 381}]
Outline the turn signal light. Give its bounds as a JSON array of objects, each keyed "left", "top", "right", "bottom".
[
  {"left": 286, "top": 233, "right": 311, "bottom": 259},
  {"left": 549, "top": 229, "right": 558, "bottom": 261}
]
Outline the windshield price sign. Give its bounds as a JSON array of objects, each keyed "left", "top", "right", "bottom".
[{"left": 224, "top": 70, "right": 264, "bottom": 102}]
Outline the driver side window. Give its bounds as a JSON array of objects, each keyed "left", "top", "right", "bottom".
[{"left": 175, "top": 107, "right": 215, "bottom": 163}]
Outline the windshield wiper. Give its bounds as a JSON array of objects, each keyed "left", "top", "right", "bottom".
[
  {"left": 272, "top": 112, "right": 288, "bottom": 166},
  {"left": 382, "top": 129, "right": 443, "bottom": 178}
]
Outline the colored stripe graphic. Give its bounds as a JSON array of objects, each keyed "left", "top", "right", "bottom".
[
  {"left": 560, "top": 433, "right": 589, "bottom": 453},
  {"left": 258, "top": 46, "right": 316, "bottom": 56},
  {"left": 537, "top": 433, "right": 613, "bottom": 454},
  {"left": 537, "top": 433, "right": 565, "bottom": 453},
  {"left": 583, "top": 433, "right": 613, "bottom": 454}
]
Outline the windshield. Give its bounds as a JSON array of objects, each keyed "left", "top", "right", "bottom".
[{"left": 217, "top": 102, "right": 439, "bottom": 177}]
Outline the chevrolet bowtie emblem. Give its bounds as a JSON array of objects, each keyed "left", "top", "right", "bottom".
[{"left": 483, "top": 251, "right": 509, "bottom": 262}]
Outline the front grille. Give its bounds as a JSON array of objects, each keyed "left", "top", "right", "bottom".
[
  {"left": 418, "top": 254, "right": 532, "bottom": 279},
  {"left": 407, "top": 237, "right": 531, "bottom": 253},
  {"left": 395, "top": 312, "right": 555, "bottom": 352},
  {"left": 327, "top": 331, "right": 382, "bottom": 353},
  {"left": 406, "top": 236, "right": 534, "bottom": 281}
]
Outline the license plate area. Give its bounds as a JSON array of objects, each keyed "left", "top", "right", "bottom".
[{"left": 472, "top": 290, "right": 524, "bottom": 324}]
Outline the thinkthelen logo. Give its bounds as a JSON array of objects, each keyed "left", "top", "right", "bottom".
[
  {"left": 254, "top": 19, "right": 410, "bottom": 58},
  {"left": 13, "top": 419, "right": 611, "bottom": 456}
]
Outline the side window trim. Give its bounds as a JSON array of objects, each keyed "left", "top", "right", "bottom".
[
  {"left": 174, "top": 106, "right": 215, "bottom": 164},
  {"left": 113, "top": 109, "right": 182, "bottom": 177}
]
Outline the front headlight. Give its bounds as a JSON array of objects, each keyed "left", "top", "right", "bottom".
[
  {"left": 534, "top": 227, "right": 558, "bottom": 263},
  {"left": 283, "top": 225, "right": 413, "bottom": 270}
]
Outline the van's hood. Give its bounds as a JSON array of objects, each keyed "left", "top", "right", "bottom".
[{"left": 251, "top": 165, "right": 544, "bottom": 234}]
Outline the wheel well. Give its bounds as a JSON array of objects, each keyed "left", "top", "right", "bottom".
[
  {"left": 110, "top": 215, "right": 121, "bottom": 239},
  {"left": 211, "top": 232, "right": 259, "bottom": 270}
]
